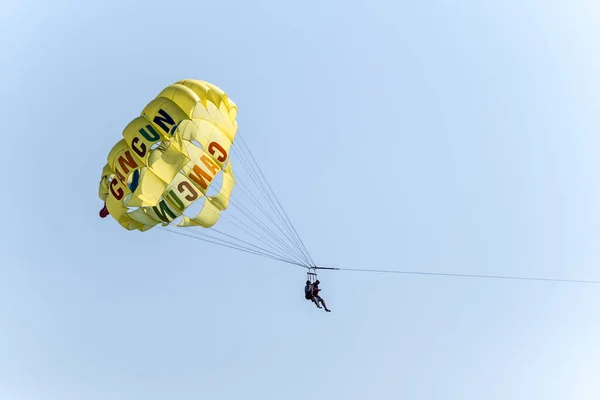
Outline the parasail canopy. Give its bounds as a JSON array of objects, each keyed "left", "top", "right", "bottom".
[{"left": 98, "top": 79, "right": 316, "bottom": 269}]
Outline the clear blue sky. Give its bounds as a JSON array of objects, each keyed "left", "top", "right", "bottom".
[{"left": 2, "top": 0, "right": 600, "bottom": 399}]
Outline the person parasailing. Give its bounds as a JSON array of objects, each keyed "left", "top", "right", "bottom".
[
  {"left": 311, "top": 279, "right": 331, "bottom": 312},
  {"left": 304, "top": 269, "right": 331, "bottom": 312}
]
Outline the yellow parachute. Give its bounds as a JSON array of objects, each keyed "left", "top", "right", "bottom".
[
  {"left": 98, "top": 79, "right": 316, "bottom": 269},
  {"left": 98, "top": 79, "right": 239, "bottom": 232}
]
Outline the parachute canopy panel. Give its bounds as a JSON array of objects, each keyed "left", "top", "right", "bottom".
[{"left": 98, "top": 79, "right": 239, "bottom": 232}]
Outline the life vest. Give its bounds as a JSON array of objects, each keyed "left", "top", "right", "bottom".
[
  {"left": 312, "top": 284, "right": 319, "bottom": 295},
  {"left": 304, "top": 284, "right": 313, "bottom": 300}
]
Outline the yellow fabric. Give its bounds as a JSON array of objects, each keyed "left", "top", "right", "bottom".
[
  {"left": 179, "top": 160, "right": 236, "bottom": 228},
  {"left": 208, "top": 161, "right": 236, "bottom": 210},
  {"left": 144, "top": 197, "right": 183, "bottom": 225},
  {"left": 98, "top": 79, "right": 238, "bottom": 232},
  {"left": 179, "top": 198, "right": 223, "bottom": 228},
  {"left": 148, "top": 142, "right": 190, "bottom": 185},
  {"left": 125, "top": 168, "right": 166, "bottom": 207}
]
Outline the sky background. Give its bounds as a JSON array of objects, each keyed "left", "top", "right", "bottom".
[{"left": 1, "top": 0, "right": 600, "bottom": 399}]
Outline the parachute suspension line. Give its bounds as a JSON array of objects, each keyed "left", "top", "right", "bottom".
[
  {"left": 236, "top": 134, "right": 315, "bottom": 267},
  {"left": 162, "top": 226, "right": 275, "bottom": 260},
  {"left": 157, "top": 159, "right": 315, "bottom": 269},
  {"left": 232, "top": 139, "right": 312, "bottom": 266},
  {"left": 228, "top": 173, "right": 311, "bottom": 266},
  {"left": 204, "top": 227, "right": 306, "bottom": 267},
  {"left": 207, "top": 200, "right": 308, "bottom": 266},
  {"left": 182, "top": 163, "right": 312, "bottom": 267},
  {"left": 232, "top": 177, "right": 281, "bottom": 229},
  {"left": 230, "top": 145, "right": 305, "bottom": 261},
  {"left": 232, "top": 133, "right": 316, "bottom": 267},
  {"left": 160, "top": 227, "right": 307, "bottom": 268},
  {"left": 157, "top": 132, "right": 318, "bottom": 269},
  {"left": 227, "top": 197, "right": 312, "bottom": 266},
  {"left": 174, "top": 196, "right": 310, "bottom": 267},
  {"left": 201, "top": 225, "right": 297, "bottom": 264},
  {"left": 163, "top": 227, "right": 308, "bottom": 268}
]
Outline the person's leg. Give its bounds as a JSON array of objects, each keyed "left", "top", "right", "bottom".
[
  {"left": 312, "top": 297, "right": 322, "bottom": 308},
  {"left": 314, "top": 295, "right": 327, "bottom": 310},
  {"left": 319, "top": 297, "right": 331, "bottom": 312}
]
